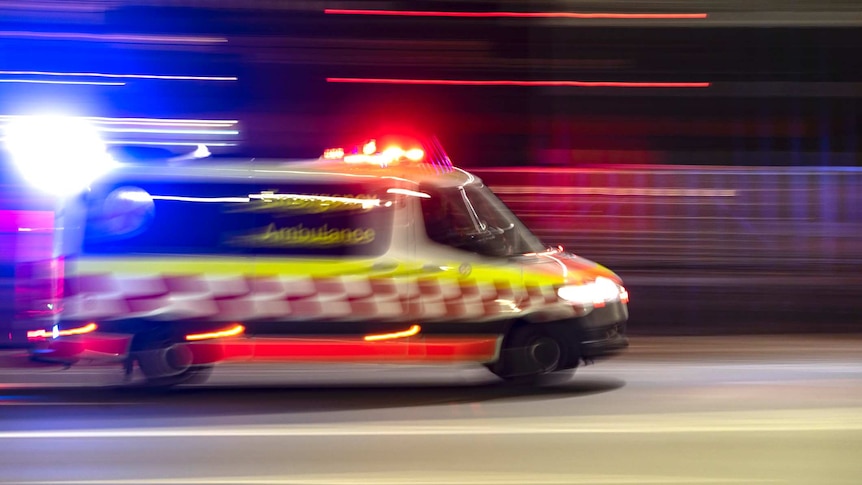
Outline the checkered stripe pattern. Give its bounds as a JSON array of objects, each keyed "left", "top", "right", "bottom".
[{"left": 62, "top": 273, "right": 567, "bottom": 323}]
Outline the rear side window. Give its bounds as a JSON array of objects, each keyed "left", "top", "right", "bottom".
[{"left": 82, "top": 181, "right": 393, "bottom": 257}]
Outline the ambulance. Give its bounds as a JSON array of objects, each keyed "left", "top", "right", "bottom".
[{"left": 5, "top": 123, "right": 628, "bottom": 386}]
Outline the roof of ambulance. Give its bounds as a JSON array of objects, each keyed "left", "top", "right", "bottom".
[{"left": 101, "top": 157, "right": 478, "bottom": 188}]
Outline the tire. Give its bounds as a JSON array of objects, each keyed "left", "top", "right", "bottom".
[
  {"left": 143, "top": 365, "right": 214, "bottom": 388},
  {"left": 488, "top": 325, "right": 571, "bottom": 382},
  {"left": 136, "top": 344, "right": 194, "bottom": 380},
  {"left": 134, "top": 342, "right": 212, "bottom": 388}
]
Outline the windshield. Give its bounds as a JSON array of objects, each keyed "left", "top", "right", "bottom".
[{"left": 420, "top": 182, "right": 546, "bottom": 258}]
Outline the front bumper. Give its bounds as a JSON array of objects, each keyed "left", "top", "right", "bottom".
[
  {"left": 540, "top": 301, "right": 629, "bottom": 365},
  {"left": 577, "top": 300, "right": 629, "bottom": 359},
  {"left": 580, "top": 321, "right": 628, "bottom": 359}
]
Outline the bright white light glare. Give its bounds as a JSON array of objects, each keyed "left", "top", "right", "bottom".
[
  {"left": 192, "top": 144, "right": 211, "bottom": 159},
  {"left": 557, "top": 277, "right": 623, "bottom": 309},
  {"left": 405, "top": 148, "right": 425, "bottom": 161},
  {"left": 362, "top": 140, "right": 377, "bottom": 155},
  {"left": 593, "top": 277, "right": 622, "bottom": 301},
  {"left": 381, "top": 146, "right": 405, "bottom": 161},
  {"left": 386, "top": 188, "right": 431, "bottom": 198},
  {"left": 556, "top": 285, "right": 595, "bottom": 306},
  {"left": 323, "top": 147, "right": 345, "bottom": 159},
  {"left": 3, "top": 116, "right": 116, "bottom": 195},
  {"left": 115, "top": 189, "right": 155, "bottom": 203}
]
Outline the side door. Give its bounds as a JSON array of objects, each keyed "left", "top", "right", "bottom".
[
  {"left": 236, "top": 181, "right": 400, "bottom": 327},
  {"left": 72, "top": 180, "right": 257, "bottom": 325}
]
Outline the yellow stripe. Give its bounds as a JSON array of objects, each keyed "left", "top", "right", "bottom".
[
  {"left": 73, "top": 256, "right": 563, "bottom": 286},
  {"left": 75, "top": 256, "right": 379, "bottom": 276}
]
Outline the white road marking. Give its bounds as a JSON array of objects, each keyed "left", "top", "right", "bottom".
[
  {"left": 2, "top": 472, "right": 781, "bottom": 485},
  {"left": 0, "top": 408, "right": 860, "bottom": 439}
]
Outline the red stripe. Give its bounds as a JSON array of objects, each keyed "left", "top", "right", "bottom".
[
  {"left": 324, "top": 9, "right": 708, "bottom": 20},
  {"left": 326, "top": 78, "right": 711, "bottom": 88},
  {"left": 198, "top": 336, "right": 499, "bottom": 363}
]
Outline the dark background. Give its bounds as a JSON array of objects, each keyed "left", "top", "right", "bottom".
[
  {"left": 1, "top": 0, "right": 860, "bottom": 167},
  {"left": 1, "top": 0, "right": 861, "bottom": 334}
]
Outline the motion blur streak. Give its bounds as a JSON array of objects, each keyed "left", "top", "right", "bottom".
[
  {"left": 104, "top": 141, "right": 238, "bottom": 147},
  {"left": 92, "top": 121, "right": 237, "bottom": 128},
  {"left": 0, "top": 80, "right": 125, "bottom": 86},
  {"left": 0, "top": 475, "right": 780, "bottom": 485},
  {"left": 150, "top": 196, "right": 250, "bottom": 203},
  {"left": 0, "top": 116, "right": 238, "bottom": 125},
  {"left": 0, "top": 31, "right": 228, "bottom": 44},
  {"left": 326, "top": 78, "right": 711, "bottom": 88},
  {"left": 324, "top": 9, "right": 709, "bottom": 20},
  {"left": 95, "top": 128, "right": 239, "bottom": 135},
  {"left": 496, "top": 187, "right": 737, "bottom": 197},
  {"left": 26, "top": 323, "right": 97, "bottom": 340},
  {"left": 0, "top": 71, "right": 237, "bottom": 81},
  {"left": 2, "top": 407, "right": 862, "bottom": 437}
]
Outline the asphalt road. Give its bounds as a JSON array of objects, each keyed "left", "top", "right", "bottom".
[{"left": 1, "top": 335, "right": 861, "bottom": 484}]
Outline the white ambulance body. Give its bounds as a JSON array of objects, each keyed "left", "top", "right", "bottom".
[{"left": 17, "top": 136, "right": 628, "bottom": 386}]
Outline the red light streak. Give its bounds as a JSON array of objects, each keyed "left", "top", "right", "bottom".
[
  {"left": 364, "top": 324, "right": 421, "bottom": 342},
  {"left": 27, "top": 323, "right": 97, "bottom": 340},
  {"left": 324, "top": 9, "right": 708, "bottom": 19},
  {"left": 216, "top": 336, "right": 499, "bottom": 363},
  {"left": 327, "top": 78, "right": 710, "bottom": 88}
]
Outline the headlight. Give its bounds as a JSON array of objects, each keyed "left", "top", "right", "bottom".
[{"left": 557, "top": 276, "right": 628, "bottom": 313}]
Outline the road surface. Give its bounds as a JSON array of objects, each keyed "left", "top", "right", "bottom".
[{"left": 0, "top": 335, "right": 861, "bottom": 484}]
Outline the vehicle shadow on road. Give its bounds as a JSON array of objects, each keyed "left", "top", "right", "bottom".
[
  {"left": 0, "top": 376, "right": 625, "bottom": 426},
  {"left": 158, "top": 375, "right": 625, "bottom": 408}
]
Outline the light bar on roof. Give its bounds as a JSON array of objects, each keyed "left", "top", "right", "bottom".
[{"left": 325, "top": 140, "right": 426, "bottom": 166}]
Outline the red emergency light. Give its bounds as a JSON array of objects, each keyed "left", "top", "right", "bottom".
[{"left": 323, "top": 139, "right": 425, "bottom": 167}]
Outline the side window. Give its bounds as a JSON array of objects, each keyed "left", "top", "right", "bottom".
[
  {"left": 86, "top": 186, "right": 155, "bottom": 241},
  {"left": 83, "top": 183, "right": 251, "bottom": 255},
  {"left": 83, "top": 181, "right": 394, "bottom": 257},
  {"left": 225, "top": 186, "right": 393, "bottom": 257}
]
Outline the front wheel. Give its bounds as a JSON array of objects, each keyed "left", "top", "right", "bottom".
[{"left": 487, "top": 325, "right": 575, "bottom": 382}]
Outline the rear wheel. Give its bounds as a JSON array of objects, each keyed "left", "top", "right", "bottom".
[
  {"left": 134, "top": 341, "right": 213, "bottom": 388},
  {"left": 143, "top": 364, "right": 214, "bottom": 388}
]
